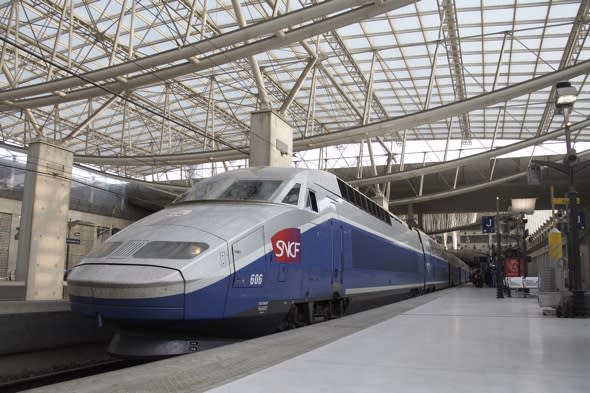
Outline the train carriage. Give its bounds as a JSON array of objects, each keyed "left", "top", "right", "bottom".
[{"left": 68, "top": 167, "right": 470, "bottom": 356}]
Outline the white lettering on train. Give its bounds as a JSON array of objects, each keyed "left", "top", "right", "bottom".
[{"left": 274, "top": 240, "right": 301, "bottom": 259}]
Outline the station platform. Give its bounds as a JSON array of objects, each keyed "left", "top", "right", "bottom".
[
  {"left": 0, "top": 299, "right": 112, "bottom": 357},
  {"left": 28, "top": 286, "right": 590, "bottom": 393}
]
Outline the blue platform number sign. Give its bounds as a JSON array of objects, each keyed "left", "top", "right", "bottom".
[
  {"left": 482, "top": 216, "right": 495, "bottom": 234},
  {"left": 578, "top": 212, "right": 586, "bottom": 231}
]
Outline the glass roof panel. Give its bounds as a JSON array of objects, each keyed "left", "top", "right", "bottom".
[{"left": 0, "top": 0, "right": 587, "bottom": 181}]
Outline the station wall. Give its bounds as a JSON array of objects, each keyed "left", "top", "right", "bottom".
[{"left": 0, "top": 197, "right": 132, "bottom": 280}]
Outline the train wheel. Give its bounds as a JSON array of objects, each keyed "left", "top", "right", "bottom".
[
  {"left": 329, "top": 297, "right": 348, "bottom": 318},
  {"left": 287, "top": 305, "right": 299, "bottom": 329},
  {"left": 278, "top": 304, "right": 302, "bottom": 331}
]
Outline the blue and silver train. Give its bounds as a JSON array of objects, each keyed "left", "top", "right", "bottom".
[{"left": 68, "top": 167, "right": 469, "bottom": 355}]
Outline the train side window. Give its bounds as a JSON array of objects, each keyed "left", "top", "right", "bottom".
[
  {"left": 306, "top": 190, "right": 318, "bottom": 212},
  {"left": 282, "top": 183, "right": 301, "bottom": 205}
]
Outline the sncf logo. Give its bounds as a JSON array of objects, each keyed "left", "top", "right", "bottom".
[{"left": 272, "top": 228, "right": 301, "bottom": 263}]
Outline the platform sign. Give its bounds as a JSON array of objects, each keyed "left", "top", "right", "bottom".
[
  {"left": 578, "top": 212, "right": 586, "bottom": 231},
  {"left": 66, "top": 238, "right": 81, "bottom": 245},
  {"left": 482, "top": 216, "right": 495, "bottom": 233}
]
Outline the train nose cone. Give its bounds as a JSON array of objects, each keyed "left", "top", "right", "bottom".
[{"left": 68, "top": 264, "right": 185, "bottom": 320}]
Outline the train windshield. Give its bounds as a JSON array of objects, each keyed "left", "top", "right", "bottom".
[{"left": 174, "top": 178, "right": 283, "bottom": 203}]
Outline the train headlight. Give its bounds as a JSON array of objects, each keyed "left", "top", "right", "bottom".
[
  {"left": 133, "top": 241, "right": 209, "bottom": 259},
  {"left": 189, "top": 244, "right": 205, "bottom": 257}
]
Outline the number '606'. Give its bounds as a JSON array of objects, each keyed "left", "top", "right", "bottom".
[{"left": 249, "top": 274, "right": 263, "bottom": 286}]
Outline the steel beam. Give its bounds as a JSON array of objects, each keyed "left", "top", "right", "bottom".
[
  {"left": 71, "top": 60, "right": 590, "bottom": 166},
  {"left": 389, "top": 172, "right": 527, "bottom": 206},
  {"left": 1, "top": 62, "right": 42, "bottom": 138},
  {"left": 363, "top": 52, "right": 378, "bottom": 125},
  {"left": 535, "top": 0, "right": 590, "bottom": 136},
  {"left": 231, "top": 0, "right": 270, "bottom": 109},
  {"left": 0, "top": 0, "right": 416, "bottom": 106},
  {"left": 442, "top": 0, "right": 471, "bottom": 142},
  {"left": 279, "top": 56, "right": 317, "bottom": 115},
  {"left": 349, "top": 118, "right": 590, "bottom": 186},
  {"left": 62, "top": 96, "right": 118, "bottom": 143},
  {"left": 295, "top": 60, "right": 590, "bottom": 150}
]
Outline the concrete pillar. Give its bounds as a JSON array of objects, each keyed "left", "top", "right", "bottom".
[
  {"left": 452, "top": 231, "right": 458, "bottom": 250},
  {"left": 8, "top": 212, "right": 20, "bottom": 279},
  {"left": 250, "top": 110, "right": 293, "bottom": 167},
  {"left": 15, "top": 140, "right": 73, "bottom": 300},
  {"left": 443, "top": 233, "right": 448, "bottom": 250}
]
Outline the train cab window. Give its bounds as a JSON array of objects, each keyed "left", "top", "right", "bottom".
[
  {"left": 219, "top": 180, "right": 281, "bottom": 201},
  {"left": 282, "top": 183, "right": 301, "bottom": 205},
  {"left": 174, "top": 178, "right": 282, "bottom": 203},
  {"left": 306, "top": 190, "right": 318, "bottom": 212}
]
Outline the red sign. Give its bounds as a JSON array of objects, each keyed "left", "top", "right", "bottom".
[
  {"left": 504, "top": 258, "right": 525, "bottom": 277},
  {"left": 271, "top": 228, "right": 301, "bottom": 263}
]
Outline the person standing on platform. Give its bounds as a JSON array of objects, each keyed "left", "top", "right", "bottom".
[{"left": 490, "top": 265, "right": 497, "bottom": 288}]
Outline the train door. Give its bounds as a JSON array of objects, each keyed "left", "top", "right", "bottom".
[
  {"left": 448, "top": 262, "right": 452, "bottom": 287},
  {"left": 416, "top": 231, "right": 427, "bottom": 293},
  {"left": 231, "top": 227, "right": 267, "bottom": 288},
  {"left": 301, "top": 196, "right": 334, "bottom": 300},
  {"left": 271, "top": 225, "right": 304, "bottom": 299},
  {"left": 330, "top": 221, "right": 344, "bottom": 297},
  {"left": 223, "top": 227, "right": 268, "bottom": 318}
]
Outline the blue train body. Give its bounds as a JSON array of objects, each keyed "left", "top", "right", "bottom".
[{"left": 68, "top": 167, "right": 469, "bottom": 347}]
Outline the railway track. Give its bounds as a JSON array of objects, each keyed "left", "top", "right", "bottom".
[
  {"left": 0, "top": 359, "right": 146, "bottom": 392},
  {"left": 0, "top": 337, "right": 242, "bottom": 392}
]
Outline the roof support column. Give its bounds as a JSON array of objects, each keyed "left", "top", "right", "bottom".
[
  {"left": 399, "top": 129, "right": 407, "bottom": 172},
  {"left": 250, "top": 111, "right": 292, "bottom": 167},
  {"left": 232, "top": 0, "right": 270, "bottom": 109},
  {"left": 373, "top": 195, "right": 389, "bottom": 211},
  {"left": 366, "top": 139, "right": 381, "bottom": 194},
  {"left": 304, "top": 56, "right": 319, "bottom": 138},
  {"left": 1, "top": 63, "right": 42, "bottom": 138},
  {"left": 407, "top": 203, "right": 415, "bottom": 227},
  {"left": 376, "top": 136, "right": 394, "bottom": 201},
  {"left": 129, "top": 0, "right": 136, "bottom": 56},
  {"left": 489, "top": 107, "right": 503, "bottom": 181},
  {"left": 356, "top": 141, "right": 365, "bottom": 180},
  {"left": 109, "top": 0, "right": 128, "bottom": 65},
  {"left": 279, "top": 57, "right": 317, "bottom": 116},
  {"left": 418, "top": 152, "right": 427, "bottom": 196},
  {"left": 61, "top": 96, "right": 118, "bottom": 143},
  {"left": 362, "top": 52, "right": 377, "bottom": 125},
  {"left": 184, "top": 0, "right": 198, "bottom": 44},
  {"left": 15, "top": 140, "right": 73, "bottom": 300}
]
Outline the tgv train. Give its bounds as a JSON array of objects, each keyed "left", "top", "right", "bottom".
[{"left": 68, "top": 167, "right": 469, "bottom": 355}]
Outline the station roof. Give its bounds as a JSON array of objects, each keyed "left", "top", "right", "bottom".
[{"left": 0, "top": 0, "right": 589, "bottom": 209}]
